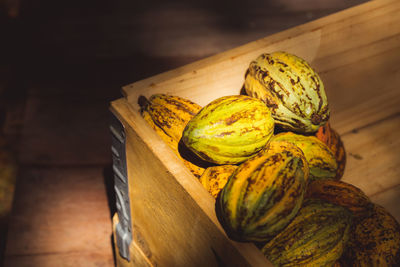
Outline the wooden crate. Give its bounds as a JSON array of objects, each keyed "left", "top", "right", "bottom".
[{"left": 110, "top": 0, "right": 400, "bottom": 265}]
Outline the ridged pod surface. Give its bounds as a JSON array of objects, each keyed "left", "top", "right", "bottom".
[
  {"left": 272, "top": 132, "right": 337, "bottom": 180},
  {"left": 199, "top": 165, "right": 237, "bottom": 198},
  {"left": 305, "top": 179, "right": 372, "bottom": 217},
  {"left": 244, "top": 51, "right": 329, "bottom": 133},
  {"left": 182, "top": 95, "right": 275, "bottom": 165},
  {"left": 140, "top": 94, "right": 205, "bottom": 178},
  {"left": 341, "top": 204, "right": 400, "bottom": 267},
  {"left": 315, "top": 122, "right": 346, "bottom": 179},
  {"left": 261, "top": 199, "right": 353, "bottom": 267},
  {"left": 141, "top": 94, "right": 202, "bottom": 142},
  {"left": 216, "top": 140, "right": 308, "bottom": 242},
  {"left": 148, "top": 94, "right": 202, "bottom": 123}
]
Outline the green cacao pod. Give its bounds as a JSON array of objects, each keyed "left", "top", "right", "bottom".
[
  {"left": 199, "top": 165, "right": 237, "bottom": 198},
  {"left": 261, "top": 199, "right": 353, "bottom": 267},
  {"left": 182, "top": 95, "right": 275, "bottom": 165},
  {"left": 216, "top": 140, "right": 308, "bottom": 242},
  {"left": 272, "top": 132, "right": 338, "bottom": 180},
  {"left": 244, "top": 51, "right": 329, "bottom": 133},
  {"left": 341, "top": 204, "right": 400, "bottom": 267},
  {"left": 305, "top": 179, "right": 372, "bottom": 218}
]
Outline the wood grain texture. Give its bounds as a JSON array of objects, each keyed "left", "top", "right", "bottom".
[
  {"left": 340, "top": 114, "right": 400, "bottom": 216},
  {"left": 4, "top": 167, "right": 114, "bottom": 267},
  {"left": 4, "top": 251, "right": 113, "bottom": 267},
  {"left": 370, "top": 184, "right": 400, "bottom": 223},
  {"left": 113, "top": 214, "right": 152, "bottom": 267}
]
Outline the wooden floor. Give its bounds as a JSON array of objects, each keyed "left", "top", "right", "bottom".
[{"left": 0, "top": 0, "right": 369, "bottom": 266}]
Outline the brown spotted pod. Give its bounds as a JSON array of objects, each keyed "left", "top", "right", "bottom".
[
  {"left": 305, "top": 179, "right": 372, "bottom": 218},
  {"left": 244, "top": 51, "right": 329, "bottom": 133},
  {"left": 341, "top": 203, "right": 400, "bottom": 267},
  {"left": 199, "top": 165, "right": 237, "bottom": 198},
  {"left": 182, "top": 95, "right": 275, "bottom": 165},
  {"left": 140, "top": 94, "right": 202, "bottom": 142},
  {"left": 261, "top": 199, "right": 353, "bottom": 267},
  {"left": 140, "top": 94, "right": 206, "bottom": 178},
  {"left": 216, "top": 140, "right": 308, "bottom": 242},
  {"left": 315, "top": 122, "right": 346, "bottom": 179},
  {"left": 272, "top": 132, "right": 338, "bottom": 181}
]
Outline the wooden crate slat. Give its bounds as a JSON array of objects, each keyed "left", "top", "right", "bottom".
[{"left": 341, "top": 114, "right": 400, "bottom": 199}]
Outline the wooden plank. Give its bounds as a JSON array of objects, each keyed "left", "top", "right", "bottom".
[
  {"left": 122, "top": 0, "right": 400, "bottom": 134},
  {"left": 4, "top": 252, "right": 114, "bottom": 267},
  {"left": 340, "top": 114, "right": 400, "bottom": 210},
  {"left": 323, "top": 44, "right": 400, "bottom": 135},
  {"left": 113, "top": 214, "right": 153, "bottom": 267},
  {"left": 370, "top": 184, "right": 400, "bottom": 223},
  {"left": 4, "top": 167, "right": 114, "bottom": 265},
  {"left": 111, "top": 99, "right": 271, "bottom": 267}
]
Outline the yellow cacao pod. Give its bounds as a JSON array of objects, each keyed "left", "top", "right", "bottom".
[
  {"left": 182, "top": 95, "right": 275, "bottom": 165},
  {"left": 140, "top": 94, "right": 202, "bottom": 142},
  {"left": 244, "top": 51, "right": 329, "bottom": 133},
  {"left": 261, "top": 199, "right": 353, "bottom": 267},
  {"left": 315, "top": 122, "right": 346, "bottom": 179},
  {"left": 341, "top": 204, "right": 400, "bottom": 267},
  {"left": 272, "top": 132, "right": 338, "bottom": 180},
  {"left": 216, "top": 140, "right": 308, "bottom": 242},
  {"left": 140, "top": 94, "right": 206, "bottom": 178},
  {"left": 199, "top": 165, "right": 237, "bottom": 198}
]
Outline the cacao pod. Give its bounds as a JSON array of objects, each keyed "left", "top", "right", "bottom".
[
  {"left": 148, "top": 93, "right": 201, "bottom": 123},
  {"left": 140, "top": 94, "right": 202, "bottom": 142},
  {"left": 272, "top": 132, "right": 338, "bottom": 180},
  {"left": 244, "top": 51, "right": 329, "bottom": 133},
  {"left": 341, "top": 204, "right": 400, "bottom": 267},
  {"left": 315, "top": 122, "right": 346, "bottom": 179},
  {"left": 216, "top": 140, "right": 308, "bottom": 242},
  {"left": 140, "top": 94, "right": 206, "bottom": 178},
  {"left": 261, "top": 199, "right": 353, "bottom": 267},
  {"left": 182, "top": 95, "right": 275, "bottom": 165},
  {"left": 305, "top": 179, "right": 372, "bottom": 217},
  {"left": 199, "top": 165, "right": 237, "bottom": 198}
]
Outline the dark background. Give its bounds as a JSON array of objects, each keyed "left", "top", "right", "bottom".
[{"left": 0, "top": 0, "right": 368, "bottom": 265}]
